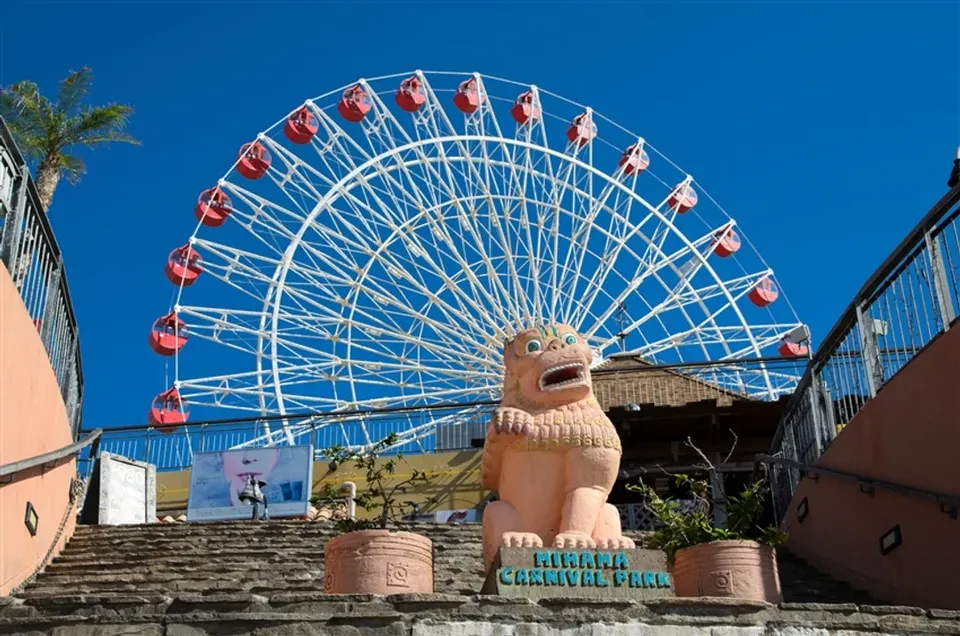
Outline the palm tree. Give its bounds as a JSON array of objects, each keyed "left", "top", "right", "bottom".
[{"left": 1, "top": 66, "right": 139, "bottom": 212}]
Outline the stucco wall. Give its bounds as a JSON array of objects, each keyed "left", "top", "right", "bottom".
[
  {"left": 783, "top": 324, "right": 960, "bottom": 610},
  {"left": 0, "top": 263, "right": 77, "bottom": 595}
]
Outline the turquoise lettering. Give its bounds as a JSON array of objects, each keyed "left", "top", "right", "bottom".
[
  {"left": 580, "top": 552, "right": 596, "bottom": 568},
  {"left": 643, "top": 571, "right": 656, "bottom": 587},
  {"left": 657, "top": 572, "right": 671, "bottom": 588},
  {"left": 582, "top": 570, "right": 596, "bottom": 587},
  {"left": 629, "top": 571, "right": 643, "bottom": 588},
  {"left": 552, "top": 551, "right": 562, "bottom": 567},
  {"left": 597, "top": 552, "right": 613, "bottom": 568},
  {"left": 545, "top": 569, "right": 559, "bottom": 586},
  {"left": 499, "top": 568, "right": 514, "bottom": 586},
  {"left": 516, "top": 569, "right": 529, "bottom": 585},
  {"left": 596, "top": 570, "right": 610, "bottom": 587},
  {"left": 535, "top": 552, "right": 551, "bottom": 567},
  {"left": 530, "top": 569, "right": 545, "bottom": 585},
  {"left": 614, "top": 571, "right": 628, "bottom": 586},
  {"left": 566, "top": 570, "right": 581, "bottom": 586},
  {"left": 614, "top": 552, "right": 630, "bottom": 569},
  {"left": 563, "top": 552, "right": 578, "bottom": 567}
]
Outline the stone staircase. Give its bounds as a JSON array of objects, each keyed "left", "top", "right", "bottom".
[{"left": 3, "top": 520, "right": 954, "bottom": 635}]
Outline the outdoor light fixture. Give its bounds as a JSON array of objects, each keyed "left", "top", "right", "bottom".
[
  {"left": 24, "top": 502, "right": 38, "bottom": 537},
  {"left": 879, "top": 524, "right": 902, "bottom": 556},
  {"left": 238, "top": 474, "right": 268, "bottom": 521},
  {"left": 796, "top": 497, "right": 809, "bottom": 524}
]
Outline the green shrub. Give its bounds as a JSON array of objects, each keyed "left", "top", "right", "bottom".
[{"left": 311, "top": 433, "right": 435, "bottom": 534}]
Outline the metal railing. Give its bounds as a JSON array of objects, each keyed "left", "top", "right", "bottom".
[
  {"left": 0, "top": 117, "right": 84, "bottom": 438},
  {"left": 0, "top": 429, "right": 102, "bottom": 485},
  {"left": 767, "top": 184, "right": 960, "bottom": 523},
  {"left": 82, "top": 401, "right": 499, "bottom": 473}
]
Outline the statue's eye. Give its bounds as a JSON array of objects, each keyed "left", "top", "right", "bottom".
[
  {"left": 563, "top": 334, "right": 577, "bottom": 345},
  {"left": 526, "top": 340, "right": 542, "bottom": 353}
]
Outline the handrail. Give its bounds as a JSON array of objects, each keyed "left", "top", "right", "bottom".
[
  {"left": 0, "top": 429, "right": 102, "bottom": 484},
  {"left": 807, "top": 185, "right": 960, "bottom": 379},
  {"left": 766, "top": 178, "right": 960, "bottom": 524},
  {"left": 0, "top": 116, "right": 85, "bottom": 438},
  {"left": 756, "top": 453, "right": 959, "bottom": 520},
  {"left": 774, "top": 185, "right": 960, "bottom": 436}
]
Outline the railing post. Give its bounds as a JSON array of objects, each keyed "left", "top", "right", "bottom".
[
  {"left": 0, "top": 168, "right": 27, "bottom": 274},
  {"left": 925, "top": 230, "right": 956, "bottom": 329},
  {"left": 856, "top": 304, "right": 882, "bottom": 397},
  {"left": 61, "top": 337, "right": 81, "bottom": 439},
  {"left": 40, "top": 259, "right": 63, "bottom": 354},
  {"left": 819, "top": 379, "right": 837, "bottom": 443},
  {"left": 806, "top": 378, "right": 824, "bottom": 461}
]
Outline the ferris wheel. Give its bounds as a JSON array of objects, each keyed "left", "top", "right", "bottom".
[{"left": 146, "top": 70, "right": 807, "bottom": 454}]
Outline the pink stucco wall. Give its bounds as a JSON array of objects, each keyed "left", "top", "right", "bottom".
[
  {"left": 783, "top": 324, "right": 960, "bottom": 610},
  {"left": 0, "top": 263, "right": 78, "bottom": 595}
]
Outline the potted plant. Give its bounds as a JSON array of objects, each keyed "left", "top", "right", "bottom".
[
  {"left": 313, "top": 433, "right": 436, "bottom": 595},
  {"left": 628, "top": 444, "right": 786, "bottom": 602}
]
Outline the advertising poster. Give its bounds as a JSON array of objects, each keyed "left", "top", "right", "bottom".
[{"left": 187, "top": 445, "right": 314, "bottom": 522}]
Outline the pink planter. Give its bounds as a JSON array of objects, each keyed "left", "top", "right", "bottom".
[
  {"left": 323, "top": 530, "right": 433, "bottom": 595},
  {"left": 671, "top": 540, "right": 782, "bottom": 602}
]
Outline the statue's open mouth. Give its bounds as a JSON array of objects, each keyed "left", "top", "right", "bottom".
[{"left": 538, "top": 362, "right": 588, "bottom": 391}]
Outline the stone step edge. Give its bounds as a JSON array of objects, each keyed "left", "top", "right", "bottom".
[{"left": 1, "top": 595, "right": 956, "bottom": 632}]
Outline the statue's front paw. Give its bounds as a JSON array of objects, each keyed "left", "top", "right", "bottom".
[
  {"left": 553, "top": 532, "right": 596, "bottom": 549},
  {"left": 501, "top": 532, "right": 544, "bottom": 548},
  {"left": 493, "top": 409, "right": 532, "bottom": 435},
  {"left": 596, "top": 536, "right": 636, "bottom": 550}
]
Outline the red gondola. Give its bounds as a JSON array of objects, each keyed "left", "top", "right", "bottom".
[
  {"left": 165, "top": 244, "right": 204, "bottom": 287},
  {"left": 194, "top": 188, "right": 233, "bottom": 227},
  {"left": 778, "top": 339, "right": 809, "bottom": 357},
  {"left": 395, "top": 76, "right": 426, "bottom": 113},
  {"left": 148, "top": 387, "right": 188, "bottom": 434},
  {"left": 148, "top": 312, "right": 188, "bottom": 356},
  {"left": 666, "top": 181, "right": 698, "bottom": 214},
  {"left": 453, "top": 78, "right": 482, "bottom": 114},
  {"left": 566, "top": 112, "right": 597, "bottom": 147},
  {"left": 338, "top": 85, "right": 372, "bottom": 123},
  {"left": 618, "top": 143, "right": 650, "bottom": 176},
  {"left": 284, "top": 106, "right": 319, "bottom": 144},
  {"left": 713, "top": 228, "right": 741, "bottom": 258},
  {"left": 748, "top": 277, "right": 779, "bottom": 307},
  {"left": 236, "top": 142, "right": 271, "bottom": 180},
  {"left": 511, "top": 91, "right": 540, "bottom": 125}
]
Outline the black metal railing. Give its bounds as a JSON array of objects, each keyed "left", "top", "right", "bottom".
[
  {"left": 767, "top": 182, "right": 960, "bottom": 523},
  {"left": 0, "top": 117, "right": 84, "bottom": 438}
]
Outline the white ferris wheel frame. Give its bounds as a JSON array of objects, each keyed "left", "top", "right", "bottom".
[{"left": 163, "top": 70, "right": 806, "bottom": 451}]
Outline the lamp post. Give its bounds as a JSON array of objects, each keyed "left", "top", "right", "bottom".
[{"left": 238, "top": 474, "right": 269, "bottom": 521}]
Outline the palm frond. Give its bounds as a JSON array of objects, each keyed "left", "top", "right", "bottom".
[
  {"left": 56, "top": 67, "right": 93, "bottom": 113},
  {"left": 76, "top": 131, "right": 140, "bottom": 147},
  {"left": 59, "top": 153, "right": 87, "bottom": 185},
  {"left": 66, "top": 103, "right": 138, "bottom": 147}
]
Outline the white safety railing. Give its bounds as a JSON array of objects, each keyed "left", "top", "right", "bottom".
[
  {"left": 0, "top": 117, "right": 84, "bottom": 438},
  {"left": 766, "top": 184, "right": 960, "bottom": 523}
]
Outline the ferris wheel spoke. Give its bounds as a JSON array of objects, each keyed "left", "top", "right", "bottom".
[
  {"left": 594, "top": 269, "right": 773, "bottom": 351},
  {"left": 575, "top": 220, "right": 736, "bottom": 333}
]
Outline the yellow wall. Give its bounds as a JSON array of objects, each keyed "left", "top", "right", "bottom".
[{"left": 157, "top": 449, "right": 488, "bottom": 517}]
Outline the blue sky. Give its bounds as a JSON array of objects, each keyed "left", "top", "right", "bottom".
[{"left": 2, "top": 1, "right": 958, "bottom": 432}]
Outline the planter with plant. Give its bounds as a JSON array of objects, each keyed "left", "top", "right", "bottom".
[
  {"left": 312, "top": 433, "right": 436, "bottom": 595},
  {"left": 627, "top": 439, "right": 787, "bottom": 602}
]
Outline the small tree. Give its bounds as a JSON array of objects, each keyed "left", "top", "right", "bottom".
[
  {"left": 626, "top": 433, "right": 786, "bottom": 564},
  {"left": 311, "top": 433, "right": 436, "bottom": 533}
]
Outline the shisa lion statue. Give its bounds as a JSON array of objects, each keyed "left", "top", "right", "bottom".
[{"left": 481, "top": 324, "right": 635, "bottom": 571}]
